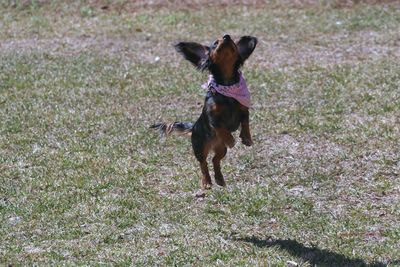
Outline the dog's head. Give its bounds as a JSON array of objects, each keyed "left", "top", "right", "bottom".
[{"left": 174, "top": 35, "right": 257, "bottom": 84}]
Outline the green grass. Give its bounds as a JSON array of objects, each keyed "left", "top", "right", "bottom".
[{"left": 1, "top": 1, "right": 400, "bottom": 266}]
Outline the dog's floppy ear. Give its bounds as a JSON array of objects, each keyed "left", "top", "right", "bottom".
[
  {"left": 174, "top": 42, "right": 209, "bottom": 70},
  {"left": 236, "top": 36, "right": 257, "bottom": 63}
]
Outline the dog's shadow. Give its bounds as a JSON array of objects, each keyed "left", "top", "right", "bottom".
[{"left": 234, "top": 236, "right": 398, "bottom": 267}]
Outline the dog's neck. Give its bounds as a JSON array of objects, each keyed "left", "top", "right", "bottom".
[
  {"left": 202, "top": 71, "right": 250, "bottom": 108},
  {"left": 209, "top": 67, "right": 240, "bottom": 86}
]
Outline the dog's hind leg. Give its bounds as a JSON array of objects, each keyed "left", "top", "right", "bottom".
[
  {"left": 199, "top": 160, "right": 212, "bottom": 189},
  {"left": 212, "top": 143, "right": 227, "bottom": 187},
  {"left": 192, "top": 134, "right": 213, "bottom": 189}
]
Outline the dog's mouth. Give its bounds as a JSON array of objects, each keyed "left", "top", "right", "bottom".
[
  {"left": 222, "top": 34, "right": 232, "bottom": 42},
  {"left": 221, "top": 35, "right": 236, "bottom": 48},
  {"left": 216, "top": 36, "right": 237, "bottom": 53}
]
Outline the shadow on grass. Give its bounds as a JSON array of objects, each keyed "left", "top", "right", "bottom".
[{"left": 235, "top": 236, "right": 398, "bottom": 267}]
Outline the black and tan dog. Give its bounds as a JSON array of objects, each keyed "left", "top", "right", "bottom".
[{"left": 151, "top": 34, "right": 257, "bottom": 190}]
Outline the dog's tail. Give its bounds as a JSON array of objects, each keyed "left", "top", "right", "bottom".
[{"left": 150, "top": 122, "right": 193, "bottom": 138}]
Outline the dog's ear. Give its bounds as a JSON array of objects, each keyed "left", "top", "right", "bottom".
[
  {"left": 174, "top": 42, "right": 209, "bottom": 70},
  {"left": 236, "top": 36, "right": 257, "bottom": 63}
]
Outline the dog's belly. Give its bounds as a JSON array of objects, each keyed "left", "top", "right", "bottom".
[{"left": 222, "top": 111, "right": 241, "bottom": 131}]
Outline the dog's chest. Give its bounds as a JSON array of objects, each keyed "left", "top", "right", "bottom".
[{"left": 205, "top": 92, "right": 243, "bottom": 131}]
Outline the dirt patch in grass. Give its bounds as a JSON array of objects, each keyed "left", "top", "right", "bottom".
[
  {"left": 1, "top": 29, "right": 399, "bottom": 68},
  {"left": 253, "top": 29, "right": 400, "bottom": 68},
  {"left": 6, "top": 0, "right": 399, "bottom": 11},
  {"left": 2, "top": 2, "right": 399, "bottom": 68}
]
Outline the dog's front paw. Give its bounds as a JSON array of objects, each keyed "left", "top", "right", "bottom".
[{"left": 241, "top": 137, "right": 253, "bottom": 146}]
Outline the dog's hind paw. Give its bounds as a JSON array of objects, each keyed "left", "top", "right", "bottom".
[
  {"left": 215, "top": 178, "right": 226, "bottom": 187},
  {"left": 241, "top": 138, "right": 253, "bottom": 146}
]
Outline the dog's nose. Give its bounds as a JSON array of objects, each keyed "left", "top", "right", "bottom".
[{"left": 223, "top": 34, "right": 231, "bottom": 41}]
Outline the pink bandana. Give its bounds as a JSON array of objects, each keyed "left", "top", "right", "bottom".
[{"left": 202, "top": 72, "right": 251, "bottom": 108}]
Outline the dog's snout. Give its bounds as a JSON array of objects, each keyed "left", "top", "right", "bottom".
[{"left": 223, "top": 34, "right": 231, "bottom": 41}]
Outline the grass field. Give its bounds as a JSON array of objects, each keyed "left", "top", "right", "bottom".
[{"left": 1, "top": 1, "right": 400, "bottom": 266}]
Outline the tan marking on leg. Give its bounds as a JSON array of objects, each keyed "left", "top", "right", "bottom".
[
  {"left": 199, "top": 141, "right": 212, "bottom": 189},
  {"left": 212, "top": 142, "right": 227, "bottom": 187}
]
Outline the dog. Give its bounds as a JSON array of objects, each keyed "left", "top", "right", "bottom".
[{"left": 151, "top": 34, "right": 257, "bottom": 190}]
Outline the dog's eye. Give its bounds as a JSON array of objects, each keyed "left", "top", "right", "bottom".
[{"left": 212, "top": 40, "right": 218, "bottom": 47}]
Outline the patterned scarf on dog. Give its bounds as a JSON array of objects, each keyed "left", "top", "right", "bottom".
[{"left": 202, "top": 71, "right": 251, "bottom": 108}]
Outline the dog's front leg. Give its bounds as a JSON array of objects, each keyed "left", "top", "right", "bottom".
[{"left": 239, "top": 108, "right": 253, "bottom": 146}]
